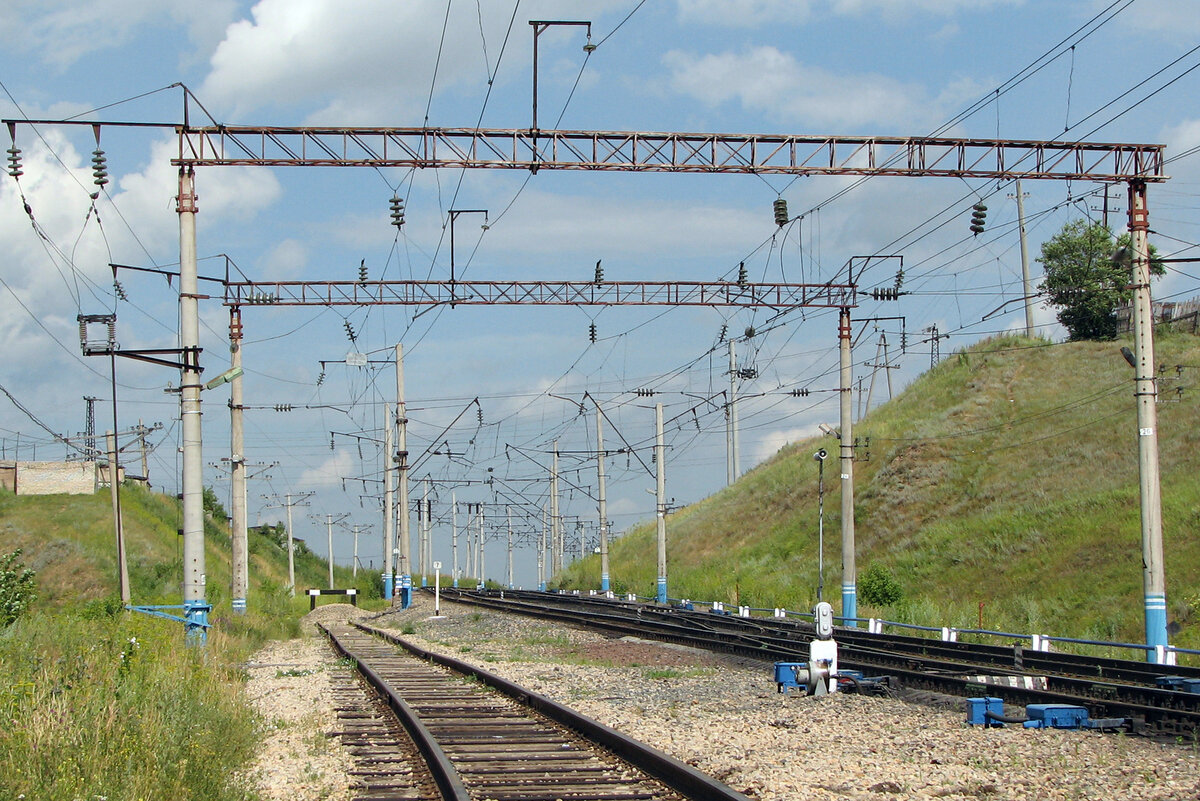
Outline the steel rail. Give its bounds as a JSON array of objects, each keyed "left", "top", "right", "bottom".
[
  {"left": 321, "top": 623, "right": 471, "bottom": 801},
  {"left": 443, "top": 589, "right": 1200, "bottom": 738},
  {"left": 352, "top": 620, "right": 755, "bottom": 801}
]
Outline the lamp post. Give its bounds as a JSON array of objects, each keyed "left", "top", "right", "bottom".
[{"left": 814, "top": 448, "right": 827, "bottom": 603}]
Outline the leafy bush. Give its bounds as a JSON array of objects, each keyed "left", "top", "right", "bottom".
[
  {"left": 0, "top": 550, "right": 36, "bottom": 626},
  {"left": 859, "top": 563, "right": 903, "bottom": 607}
]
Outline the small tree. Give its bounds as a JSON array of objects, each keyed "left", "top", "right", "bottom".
[
  {"left": 859, "top": 563, "right": 903, "bottom": 607},
  {"left": 1038, "top": 219, "right": 1162, "bottom": 340},
  {"left": 0, "top": 549, "right": 36, "bottom": 627}
]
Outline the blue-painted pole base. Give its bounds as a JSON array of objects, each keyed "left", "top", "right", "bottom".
[
  {"left": 842, "top": 583, "right": 858, "bottom": 627},
  {"left": 539, "top": 581, "right": 546, "bottom": 591},
  {"left": 601, "top": 574, "right": 610, "bottom": 593},
  {"left": 656, "top": 577, "right": 667, "bottom": 604},
  {"left": 421, "top": 576, "right": 428, "bottom": 588},
  {"left": 1145, "top": 593, "right": 1168, "bottom": 663},
  {"left": 452, "top": 577, "right": 459, "bottom": 588},
  {"left": 184, "top": 600, "right": 210, "bottom": 647},
  {"left": 383, "top": 575, "right": 394, "bottom": 600},
  {"left": 232, "top": 597, "right": 246, "bottom": 615}
]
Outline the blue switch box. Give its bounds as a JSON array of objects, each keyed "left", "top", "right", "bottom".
[
  {"left": 1023, "top": 704, "right": 1089, "bottom": 729},
  {"left": 966, "top": 697, "right": 1004, "bottom": 726}
]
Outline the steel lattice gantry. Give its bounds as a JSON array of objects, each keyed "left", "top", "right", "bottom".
[
  {"left": 174, "top": 126, "right": 1167, "bottom": 182},
  {"left": 225, "top": 279, "right": 856, "bottom": 308}
]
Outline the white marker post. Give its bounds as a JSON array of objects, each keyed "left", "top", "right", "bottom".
[{"left": 433, "top": 561, "right": 443, "bottom": 617}]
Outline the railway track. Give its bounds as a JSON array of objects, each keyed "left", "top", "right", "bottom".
[
  {"left": 440, "top": 588, "right": 1200, "bottom": 739},
  {"left": 320, "top": 620, "right": 753, "bottom": 801}
]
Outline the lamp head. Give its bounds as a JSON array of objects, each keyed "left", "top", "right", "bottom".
[{"left": 814, "top": 448, "right": 827, "bottom": 462}]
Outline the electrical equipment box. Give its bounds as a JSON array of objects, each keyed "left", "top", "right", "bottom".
[
  {"left": 966, "top": 697, "right": 1005, "bottom": 727},
  {"left": 774, "top": 662, "right": 808, "bottom": 694},
  {"left": 1156, "top": 676, "right": 1200, "bottom": 695},
  {"left": 1023, "top": 704, "right": 1090, "bottom": 729}
]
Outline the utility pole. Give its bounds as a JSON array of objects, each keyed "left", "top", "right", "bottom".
[
  {"left": 465, "top": 504, "right": 474, "bottom": 579},
  {"left": 476, "top": 503, "right": 486, "bottom": 588},
  {"left": 228, "top": 306, "right": 248, "bottom": 614},
  {"left": 596, "top": 402, "right": 610, "bottom": 592},
  {"left": 726, "top": 339, "right": 739, "bottom": 485},
  {"left": 838, "top": 307, "right": 858, "bottom": 625},
  {"left": 420, "top": 477, "right": 430, "bottom": 587},
  {"left": 177, "top": 166, "right": 207, "bottom": 646},
  {"left": 396, "top": 343, "right": 412, "bottom": 607},
  {"left": 313, "top": 513, "right": 349, "bottom": 589},
  {"left": 550, "top": 440, "right": 561, "bottom": 576},
  {"left": 506, "top": 506, "right": 514, "bottom": 590},
  {"left": 263, "top": 491, "right": 312, "bottom": 596},
  {"left": 655, "top": 402, "right": 667, "bottom": 604},
  {"left": 864, "top": 332, "right": 897, "bottom": 415},
  {"left": 84, "top": 396, "right": 98, "bottom": 458},
  {"left": 577, "top": 520, "right": 585, "bottom": 562},
  {"left": 351, "top": 524, "right": 360, "bottom": 577},
  {"left": 105, "top": 430, "right": 130, "bottom": 605},
  {"left": 451, "top": 490, "right": 459, "bottom": 588},
  {"left": 135, "top": 419, "right": 151, "bottom": 483},
  {"left": 539, "top": 504, "right": 547, "bottom": 591},
  {"left": 1128, "top": 180, "right": 1169, "bottom": 661},
  {"left": 1014, "top": 180, "right": 1035, "bottom": 336},
  {"left": 383, "top": 404, "right": 394, "bottom": 599}
]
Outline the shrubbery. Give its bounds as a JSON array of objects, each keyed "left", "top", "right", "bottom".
[
  {"left": 0, "top": 549, "right": 36, "bottom": 627},
  {"left": 859, "top": 563, "right": 903, "bottom": 607}
]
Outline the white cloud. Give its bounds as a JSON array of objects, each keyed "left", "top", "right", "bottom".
[
  {"left": 298, "top": 448, "right": 354, "bottom": 488},
  {"left": 199, "top": 0, "right": 625, "bottom": 124},
  {"left": 663, "top": 46, "right": 941, "bottom": 130},
  {"left": 749, "top": 424, "right": 821, "bottom": 465},
  {"left": 263, "top": 239, "right": 310, "bottom": 280},
  {"left": 3, "top": 0, "right": 237, "bottom": 70},
  {"left": 677, "top": 0, "right": 1023, "bottom": 26}
]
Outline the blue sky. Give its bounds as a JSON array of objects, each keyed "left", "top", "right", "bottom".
[{"left": 2, "top": 0, "right": 1199, "bottom": 589}]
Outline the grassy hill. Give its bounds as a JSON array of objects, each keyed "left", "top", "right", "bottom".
[
  {"left": 0, "top": 482, "right": 380, "bottom": 619},
  {"left": 558, "top": 330, "right": 1200, "bottom": 650}
]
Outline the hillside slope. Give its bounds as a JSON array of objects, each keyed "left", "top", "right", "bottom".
[
  {"left": 559, "top": 332, "right": 1200, "bottom": 648},
  {"left": 0, "top": 483, "right": 378, "bottom": 615}
]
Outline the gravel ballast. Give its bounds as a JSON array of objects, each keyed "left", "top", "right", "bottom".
[{"left": 247, "top": 597, "right": 1200, "bottom": 800}]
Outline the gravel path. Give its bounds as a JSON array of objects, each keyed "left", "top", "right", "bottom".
[{"left": 246, "top": 597, "right": 1200, "bottom": 800}]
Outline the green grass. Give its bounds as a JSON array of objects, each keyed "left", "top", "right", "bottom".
[
  {"left": 0, "top": 608, "right": 259, "bottom": 800},
  {"left": 557, "top": 332, "right": 1200, "bottom": 650}
]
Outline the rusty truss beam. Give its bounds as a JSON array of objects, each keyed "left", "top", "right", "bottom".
[
  {"left": 175, "top": 126, "right": 1166, "bottom": 182},
  {"left": 225, "top": 279, "right": 856, "bottom": 309}
]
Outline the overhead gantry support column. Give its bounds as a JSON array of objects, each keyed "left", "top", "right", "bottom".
[
  {"left": 655, "top": 402, "right": 667, "bottom": 605},
  {"left": 178, "top": 167, "right": 208, "bottom": 645},
  {"left": 383, "top": 404, "right": 394, "bottom": 599},
  {"left": 596, "top": 402, "right": 610, "bottom": 593},
  {"left": 1128, "top": 180, "right": 1169, "bottom": 662},
  {"left": 396, "top": 344, "right": 412, "bottom": 608},
  {"left": 229, "top": 306, "right": 248, "bottom": 614},
  {"left": 838, "top": 307, "right": 857, "bottom": 626}
]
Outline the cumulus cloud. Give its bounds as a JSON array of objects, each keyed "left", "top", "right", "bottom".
[
  {"left": 663, "top": 46, "right": 942, "bottom": 130},
  {"left": 677, "top": 0, "right": 1023, "bottom": 26},
  {"left": 749, "top": 425, "right": 822, "bottom": 465},
  {"left": 298, "top": 448, "right": 354, "bottom": 488},
  {"left": 3, "top": 0, "right": 236, "bottom": 70}
]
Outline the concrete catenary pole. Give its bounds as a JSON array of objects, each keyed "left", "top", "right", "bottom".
[
  {"left": 396, "top": 344, "right": 412, "bottom": 607},
  {"left": 1016, "top": 179, "right": 1035, "bottom": 337},
  {"left": 506, "top": 505, "right": 514, "bottom": 589},
  {"left": 1128, "top": 180, "right": 1169, "bottom": 662},
  {"left": 596, "top": 403, "right": 610, "bottom": 592},
  {"left": 551, "top": 441, "right": 561, "bottom": 576},
  {"left": 352, "top": 524, "right": 360, "bottom": 578},
  {"left": 285, "top": 493, "right": 297, "bottom": 595},
  {"left": 106, "top": 430, "right": 130, "bottom": 605},
  {"left": 177, "top": 166, "right": 207, "bottom": 645},
  {"left": 539, "top": 504, "right": 547, "bottom": 591},
  {"left": 383, "top": 404, "right": 394, "bottom": 599},
  {"left": 838, "top": 307, "right": 858, "bottom": 625},
  {"left": 477, "top": 503, "right": 486, "bottom": 588},
  {"left": 655, "top": 402, "right": 667, "bottom": 604},
  {"left": 727, "top": 340, "right": 739, "bottom": 485},
  {"left": 421, "top": 477, "right": 430, "bottom": 587},
  {"left": 229, "top": 307, "right": 248, "bottom": 614},
  {"left": 451, "top": 490, "right": 459, "bottom": 588},
  {"left": 325, "top": 514, "right": 335, "bottom": 589}
]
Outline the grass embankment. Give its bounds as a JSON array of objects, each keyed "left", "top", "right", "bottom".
[
  {"left": 0, "top": 484, "right": 384, "bottom": 799},
  {"left": 558, "top": 332, "right": 1200, "bottom": 649}
]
